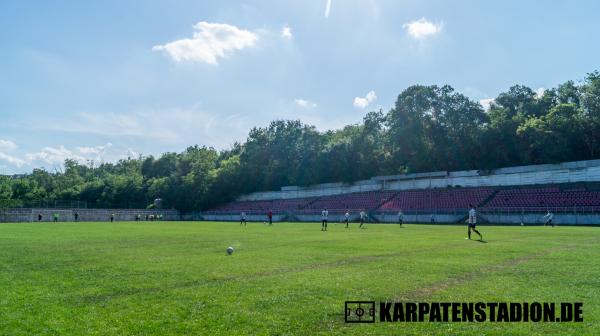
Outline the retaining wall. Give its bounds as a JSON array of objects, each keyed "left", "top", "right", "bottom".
[
  {"left": 237, "top": 159, "right": 600, "bottom": 201},
  {"left": 0, "top": 208, "right": 180, "bottom": 222},
  {"left": 194, "top": 211, "right": 600, "bottom": 225}
]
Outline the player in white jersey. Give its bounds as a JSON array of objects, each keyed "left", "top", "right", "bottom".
[
  {"left": 359, "top": 210, "right": 367, "bottom": 228},
  {"left": 321, "top": 208, "right": 329, "bottom": 231},
  {"left": 398, "top": 210, "right": 404, "bottom": 227},
  {"left": 543, "top": 211, "right": 555, "bottom": 227},
  {"left": 344, "top": 210, "right": 350, "bottom": 228},
  {"left": 240, "top": 212, "right": 247, "bottom": 226},
  {"left": 467, "top": 204, "right": 483, "bottom": 240}
]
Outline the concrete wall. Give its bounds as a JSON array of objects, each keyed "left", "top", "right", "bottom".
[
  {"left": 197, "top": 211, "right": 600, "bottom": 225},
  {"left": 491, "top": 159, "right": 600, "bottom": 175},
  {"left": 384, "top": 166, "right": 600, "bottom": 190},
  {"left": 374, "top": 213, "right": 465, "bottom": 224},
  {"left": 201, "top": 214, "right": 285, "bottom": 222},
  {"left": 237, "top": 180, "right": 382, "bottom": 201},
  {"left": 4, "top": 209, "right": 597, "bottom": 225},
  {"left": 0, "top": 208, "right": 180, "bottom": 223},
  {"left": 236, "top": 159, "right": 600, "bottom": 202},
  {"left": 480, "top": 213, "right": 600, "bottom": 226}
]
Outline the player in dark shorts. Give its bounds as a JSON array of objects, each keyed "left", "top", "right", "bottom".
[
  {"left": 38, "top": 213, "right": 42, "bottom": 222},
  {"left": 321, "top": 209, "right": 329, "bottom": 231},
  {"left": 467, "top": 205, "right": 483, "bottom": 240},
  {"left": 344, "top": 211, "right": 350, "bottom": 228},
  {"left": 359, "top": 210, "right": 366, "bottom": 228},
  {"left": 73, "top": 212, "right": 78, "bottom": 222},
  {"left": 267, "top": 210, "right": 273, "bottom": 225},
  {"left": 543, "top": 211, "right": 555, "bottom": 227},
  {"left": 240, "top": 212, "right": 247, "bottom": 226}
]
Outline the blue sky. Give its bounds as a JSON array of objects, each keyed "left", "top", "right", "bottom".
[{"left": 1, "top": 0, "right": 600, "bottom": 174}]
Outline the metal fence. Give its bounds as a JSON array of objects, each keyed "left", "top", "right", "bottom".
[
  {"left": 0, "top": 208, "right": 181, "bottom": 223},
  {"left": 201, "top": 206, "right": 600, "bottom": 217},
  {"left": 0, "top": 199, "right": 152, "bottom": 209},
  {"left": 198, "top": 207, "right": 600, "bottom": 225},
  {"left": 478, "top": 206, "right": 600, "bottom": 215}
]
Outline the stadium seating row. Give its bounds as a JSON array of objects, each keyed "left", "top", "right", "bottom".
[
  {"left": 208, "top": 185, "right": 600, "bottom": 213},
  {"left": 304, "top": 191, "right": 397, "bottom": 211},
  {"left": 485, "top": 188, "right": 600, "bottom": 208},
  {"left": 210, "top": 197, "right": 318, "bottom": 212},
  {"left": 379, "top": 188, "right": 494, "bottom": 211}
]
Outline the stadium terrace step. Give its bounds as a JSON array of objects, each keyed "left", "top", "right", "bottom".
[{"left": 207, "top": 183, "right": 600, "bottom": 217}]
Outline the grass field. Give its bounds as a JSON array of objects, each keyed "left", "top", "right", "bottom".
[{"left": 0, "top": 221, "right": 598, "bottom": 335}]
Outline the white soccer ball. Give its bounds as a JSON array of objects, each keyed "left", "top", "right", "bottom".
[
  {"left": 226, "top": 246, "right": 234, "bottom": 255},
  {"left": 520, "top": 222, "right": 524, "bottom": 226}
]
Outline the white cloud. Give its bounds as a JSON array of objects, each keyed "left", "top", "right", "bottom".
[
  {"left": 117, "top": 148, "right": 140, "bottom": 161},
  {"left": 129, "top": 149, "right": 138, "bottom": 157},
  {"left": 0, "top": 140, "right": 24, "bottom": 167},
  {"left": 325, "top": 0, "right": 332, "bottom": 18},
  {"left": 26, "top": 146, "right": 86, "bottom": 165},
  {"left": 353, "top": 90, "right": 377, "bottom": 109},
  {"left": 0, "top": 141, "right": 144, "bottom": 172},
  {"left": 76, "top": 143, "right": 113, "bottom": 162},
  {"left": 535, "top": 87, "right": 546, "bottom": 98},
  {"left": 0, "top": 139, "right": 17, "bottom": 151},
  {"left": 39, "top": 104, "right": 251, "bottom": 150},
  {"left": 403, "top": 18, "right": 443, "bottom": 39},
  {"left": 0, "top": 152, "right": 26, "bottom": 167},
  {"left": 41, "top": 111, "right": 179, "bottom": 142},
  {"left": 294, "top": 98, "right": 316, "bottom": 109},
  {"left": 152, "top": 21, "right": 258, "bottom": 65},
  {"left": 281, "top": 25, "right": 293, "bottom": 40},
  {"left": 76, "top": 143, "right": 112, "bottom": 155},
  {"left": 479, "top": 98, "right": 495, "bottom": 110},
  {"left": 24, "top": 143, "right": 126, "bottom": 167}
]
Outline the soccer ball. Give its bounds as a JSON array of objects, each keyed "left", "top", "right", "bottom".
[
  {"left": 520, "top": 222, "right": 524, "bottom": 226},
  {"left": 226, "top": 246, "right": 234, "bottom": 255}
]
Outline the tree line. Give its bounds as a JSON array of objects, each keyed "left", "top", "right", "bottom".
[{"left": 1, "top": 71, "right": 600, "bottom": 210}]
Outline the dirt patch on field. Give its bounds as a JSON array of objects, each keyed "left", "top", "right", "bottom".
[{"left": 393, "top": 242, "right": 587, "bottom": 302}]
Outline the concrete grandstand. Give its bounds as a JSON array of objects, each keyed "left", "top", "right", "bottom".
[
  {"left": 203, "top": 159, "right": 600, "bottom": 225},
  {"left": 3, "top": 159, "right": 600, "bottom": 225}
]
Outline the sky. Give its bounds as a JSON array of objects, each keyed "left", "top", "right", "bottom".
[{"left": 1, "top": 0, "right": 600, "bottom": 174}]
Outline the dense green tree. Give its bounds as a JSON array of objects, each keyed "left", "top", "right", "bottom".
[
  {"left": 0, "top": 176, "right": 12, "bottom": 199},
  {"left": 3, "top": 71, "right": 600, "bottom": 210},
  {"left": 517, "top": 104, "right": 584, "bottom": 163},
  {"left": 386, "top": 85, "right": 436, "bottom": 172}
]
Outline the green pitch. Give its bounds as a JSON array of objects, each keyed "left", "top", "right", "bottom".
[{"left": 0, "top": 221, "right": 598, "bottom": 335}]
